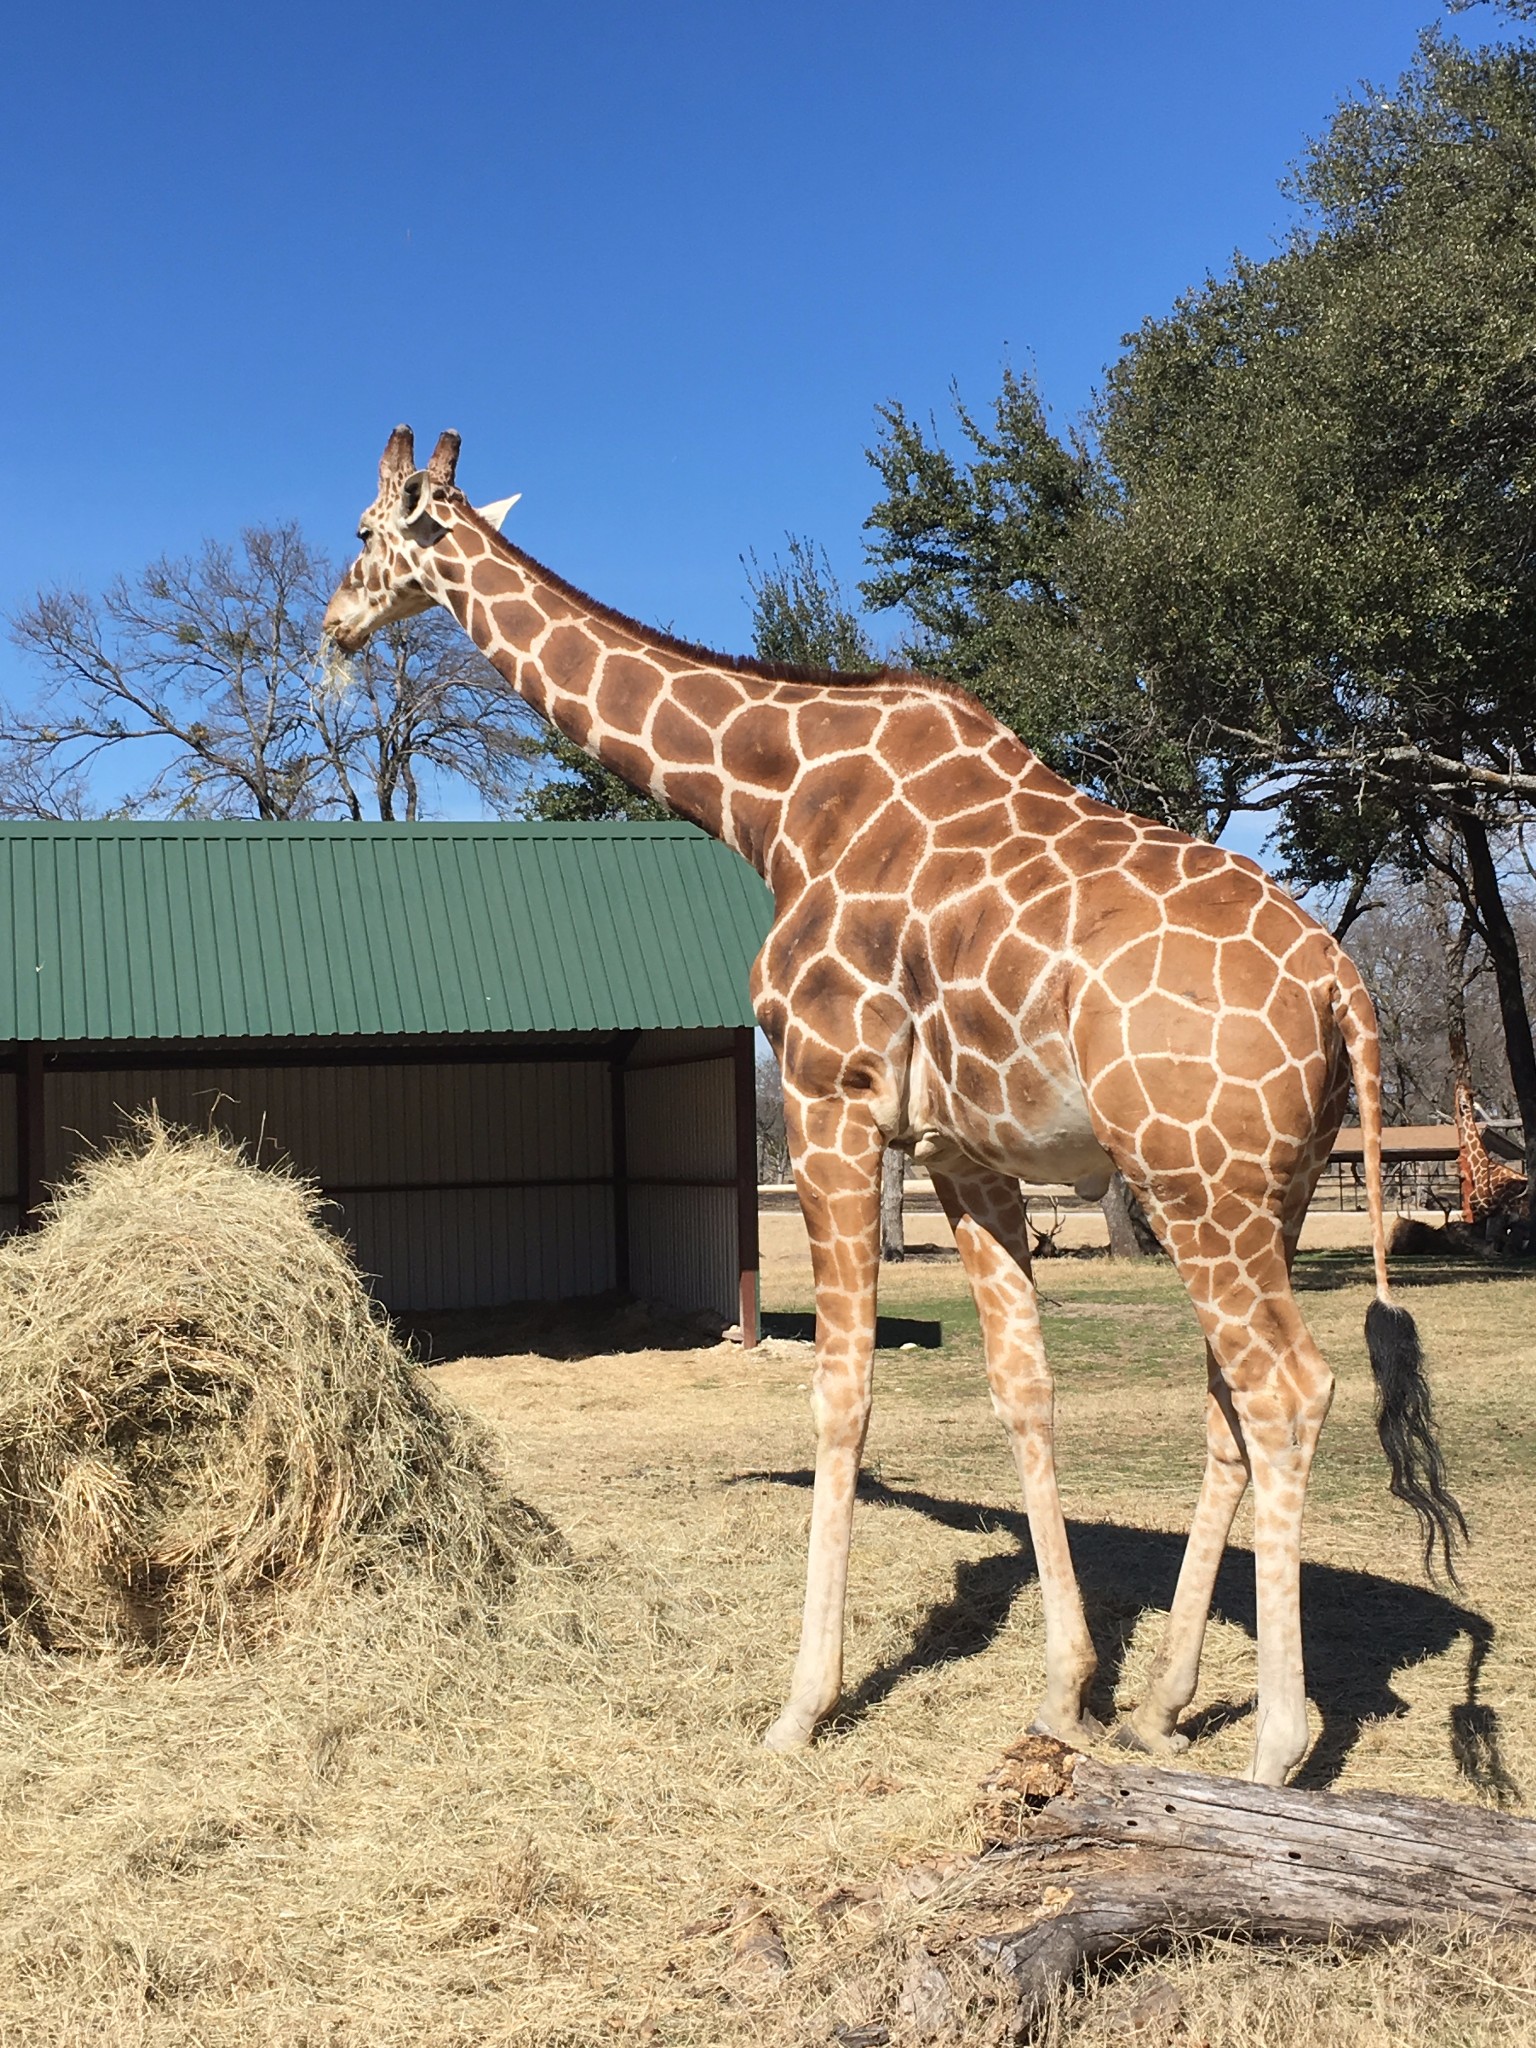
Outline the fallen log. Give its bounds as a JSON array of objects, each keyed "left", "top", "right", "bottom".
[{"left": 927, "top": 1736, "right": 1536, "bottom": 2032}]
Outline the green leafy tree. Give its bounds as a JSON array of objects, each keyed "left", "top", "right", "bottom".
[
  {"left": 861, "top": 370, "right": 1229, "bottom": 834},
  {"left": 519, "top": 539, "right": 877, "bottom": 819},
  {"left": 1083, "top": 22, "right": 1536, "bottom": 1197},
  {"left": 518, "top": 728, "right": 669, "bottom": 822},
  {"left": 744, "top": 536, "right": 880, "bottom": 673}
]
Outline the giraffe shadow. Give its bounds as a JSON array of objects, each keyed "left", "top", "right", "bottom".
[{"left": 729, "top": 1472, "right": 1518, "bottom": 1802}]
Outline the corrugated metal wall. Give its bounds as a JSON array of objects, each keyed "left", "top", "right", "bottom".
[
  {"left": 46, "top": 1062, "right": 611, "bottom": 1188},
  {"left": 40, "top": 1060, "right": 614, "bottom": 1313},
  {"left": 629, "top": 1027, "right": 736, "bottom": 1067},
  {"left": 626, "top": 1054, "right": 738, "bottom": 1321},
  {"left": 15, "top": 1030, "right": 746, "bottom": 1320}
]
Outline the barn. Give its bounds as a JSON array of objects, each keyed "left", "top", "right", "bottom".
[{"left": 0, "top": 820, "right": 772, "bottom": 1338}]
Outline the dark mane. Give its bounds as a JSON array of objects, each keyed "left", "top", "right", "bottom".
[{"left": 466, "top": 511, "right": 944, "bottom": 695}]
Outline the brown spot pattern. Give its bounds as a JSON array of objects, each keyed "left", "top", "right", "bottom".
[{"left": 327, "top": 460, "right": 1408, "bottom": 1790}]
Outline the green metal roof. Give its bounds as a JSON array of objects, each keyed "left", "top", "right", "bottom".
[{"left": 0, "top": 821, "right": 773, "bottom": 1044}]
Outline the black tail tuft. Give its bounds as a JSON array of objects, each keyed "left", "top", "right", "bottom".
[{"left": 1365, "top": 1298, "right": 1467, "bottom": 1582}]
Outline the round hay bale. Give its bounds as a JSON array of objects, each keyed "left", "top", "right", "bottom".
[{"left": 0, "top": 1115, "right": 554, "bottom": 1653}]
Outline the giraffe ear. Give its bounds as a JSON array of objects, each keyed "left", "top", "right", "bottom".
[
  {"left": 476, "top": 494, "right": 521, "bottom": 531},
  {"left": 397, "top": 470, "right": 447, "bottom": 547}
]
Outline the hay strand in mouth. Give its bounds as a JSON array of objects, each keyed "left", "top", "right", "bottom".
[{"left": 310, "top": 640, "right": 360, "bottom": 706}]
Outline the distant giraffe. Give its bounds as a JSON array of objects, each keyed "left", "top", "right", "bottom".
[
  {"left": 1454, "top": 1082, "right": 1528, "bottom": 1226},
  {"left": 323, "top": 427, "right": 1464, "bottom": 1786}
]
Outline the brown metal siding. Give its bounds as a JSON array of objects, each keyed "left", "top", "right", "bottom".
[
  {"left": 0, "top": 1078, "right": 16, "bottom": 1205},
  {"left": 339, "top": 1187, "right": 613, "bottom": 1308},
  {"left": 628, "top": 1026, "right": 739, "bottom": 1068}
]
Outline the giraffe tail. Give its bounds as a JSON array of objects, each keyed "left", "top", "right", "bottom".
[{"left": 1333, "top": 959, "right": 1467, "bottom": 1581}]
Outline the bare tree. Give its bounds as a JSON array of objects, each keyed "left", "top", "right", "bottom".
[
  {"left": 880, "top": 1147, "right": 907, "bottom": 1263},
  {"left": 1102, "top": 1174, "right": 1163, "bottom": 1259},
  {"left": 1344, "top": 861, "right": 1536, "bottom": 1125},
  {"left": 6, "top": 524, "right": 540, "bottom": 820},
  {"left": 312, "top": 610, "right": 539, "bottom": 820},
  {"left": 756, "top": 1051, "right": 791, "bottom": 1184}
]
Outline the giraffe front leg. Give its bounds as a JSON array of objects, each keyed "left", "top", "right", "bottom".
[
  {"left": 1123, "top": 1355, "right": 1249, "bottom": 1757},
  {"left": 763, "top": 1091, "right": 882, "bottom": 1752},
  {"left": 932, "top": 1169, "right": 1098, "bottom": 1745}
]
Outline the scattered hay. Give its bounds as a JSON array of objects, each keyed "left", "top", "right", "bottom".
[
  {"left": 0, "top": 1115, "right": 553, "bottom": 1654},
  {"left": 0, "top": 1243, "right": 1533, "bottom": 2043}
]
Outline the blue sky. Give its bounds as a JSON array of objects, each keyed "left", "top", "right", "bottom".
[{"left": 2, "top": 0, "right": 1453, "bottom": 778}]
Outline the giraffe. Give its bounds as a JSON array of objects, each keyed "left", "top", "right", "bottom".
[
  {"left": 1454, "top": 1082, "right": 1528, "bottom": 1227},
  {"left": 323, "top": 426, "right": 1465, "bottom": 1787}
]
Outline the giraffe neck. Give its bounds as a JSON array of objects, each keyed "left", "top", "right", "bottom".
[
  {"left": 1455, "top": 1083, "right": 1491, "bottom": 1175},
  {"left": 425, "top": 517, "right": 793, "bottom": 872}
]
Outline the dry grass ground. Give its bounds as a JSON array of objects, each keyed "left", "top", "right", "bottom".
[{"left": 1, "top": 1210, "right": 1534, "bottom": 2044}]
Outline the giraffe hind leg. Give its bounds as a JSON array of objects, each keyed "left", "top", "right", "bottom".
[
  {"left": 1122, "top": 1349, "right": 1249, "bottom": 1756},
  {"left": 1154, "top": 1216, "right": 1334, "bottom": 1786},
  {"left": 931, "top": 1167, "right": 1099, "bottom": 1743}
]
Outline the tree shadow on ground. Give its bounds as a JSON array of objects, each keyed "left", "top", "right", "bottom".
[
  {"left": 1292, "top": 1249, "right": 1534, "bottom": 1294},
  {"left": 729, "top": 1471, "right": 1518, "bottom": 1804}
]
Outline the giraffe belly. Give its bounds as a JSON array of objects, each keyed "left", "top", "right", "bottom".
[{"left": 902, "top": 1036, "right": 1114, "bottom": 1195}]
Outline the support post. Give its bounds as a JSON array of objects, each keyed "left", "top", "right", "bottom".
[
  {"left": 17, "top": 1044, "right": 45, "bottom": 1231},
  {"left": 734, "top": 1026, "right": 760, "bottom": 1345},
  {"left": 611, "top": 1052, "right": 631, "bottom": 1295}
]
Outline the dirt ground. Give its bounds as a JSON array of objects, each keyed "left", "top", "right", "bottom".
[{"left": 1, "top": 1213, "right": 1534, "bottom": 2044}]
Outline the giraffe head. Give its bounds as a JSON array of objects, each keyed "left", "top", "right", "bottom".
[{"left": 322, "top": 425, "right": 519, "bottom": 652}]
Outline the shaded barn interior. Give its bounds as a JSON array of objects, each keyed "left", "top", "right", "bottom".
[{"left": 0, "top": 822, "right": 771, "bottom": 1334}]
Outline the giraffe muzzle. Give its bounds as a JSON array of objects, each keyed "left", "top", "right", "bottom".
[{"left": 320, "top": 598, "right": 370, "bottom": 654}]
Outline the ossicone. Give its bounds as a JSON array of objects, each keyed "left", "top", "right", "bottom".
[
  {"left": 427, "top": 430, "right": 461, "bottom": 487},
  {"left": 379, "top": 424, "right": 416, "bottom": 488}
]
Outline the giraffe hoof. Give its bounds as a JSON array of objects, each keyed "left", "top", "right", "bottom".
[
  {"left": 762, "top": 1713, "right": 816, "bottom": 1753},
  {"left": 1112, "top": 1717, "right": 1190, "bottom": 1758},
  {"left": 1027, "top": 1709, "right": 1104, "bottom": 1748}
]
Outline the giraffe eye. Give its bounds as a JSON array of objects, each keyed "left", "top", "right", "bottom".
[{"left": 357, "top": 525, "right": 372, "bottom": 543}]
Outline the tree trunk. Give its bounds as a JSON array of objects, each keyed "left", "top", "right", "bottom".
[
  {"left": 1457, "top": 811, "right": 1536, "bottom": 1213},
  {"left": 909, "top": 1736, "right": 1536, "bottom": 2033},
  {"left": 1330, "top": 864, "right": 1376, "bottom": 939},
  {"left": 1101, "top": 1173, "right": 1162, "bottom": 1257},
  {"left": 880, "top": 1146, "right": 906, "bottom": 1263},
  {"left": 1433, "top": 890, "right": 1476, "bottom": 1100}
]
